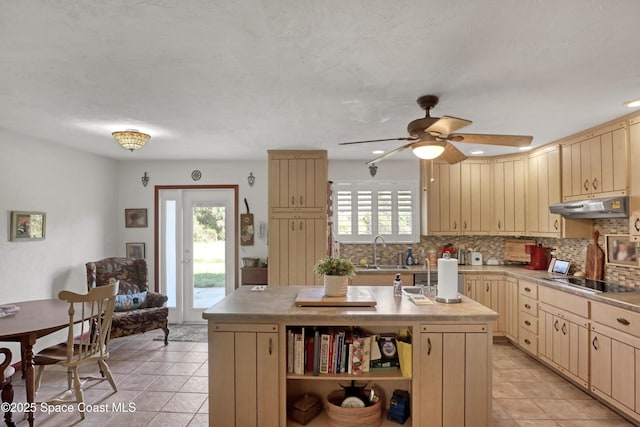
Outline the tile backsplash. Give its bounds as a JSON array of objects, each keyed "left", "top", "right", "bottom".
[{"left": 338, "top": 218, "right": 640, "bottom": 288}]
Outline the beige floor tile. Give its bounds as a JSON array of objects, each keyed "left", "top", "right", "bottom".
[
  {"left": 516, "top": 421, "right": 562, "bottom": 426},
  {"left": 533, "top": 399, "right": 589, "bottom": 420},
  {"left": 494, "top": 419, "right": 522, "bottom": 426},
  {"left": 148, "top": 412, "right": 195, "bottom": 426},
  {"left": 164, "top": 362, "right": 202, "bottom": 376},
  {"left": 116, "top": 373, "right": 159, "bottom": 391},
  {"left": 567, "top": 399, "right": 625, "bottom": 420},
  {"left": 104, "top": 410, "right": 157, "bottom": 426},
  {"left": 496, "top": 398, "right": 551, "bottom": 420},
  {"left": 198, "top": 397, "right": 208, "bottom": 414},
  {"left": 160, "top": 392, "right": 207, "bottom": 413},
  {"left": 132, "top": 390, "right": 175, "bottom": 412},
  {"left": 179, "top": 376, "right": 208, "bottom": 393},
  {"left": 512, "top": 382, "right": 561, "bottom": 399},
  {"left": 146, "top": 375, "right": 190, "bottom": 392},
  {"left": 547, "top": 383, "right": 592, "bottom": 400},
  {"left": 188, "top": 413, "right": 209, "bottom": 426},
  {"left": 135, "top": 360, "right": 175, "bottom": 374},
  {"left": 193, "top": 363, "right": 208, "bottom": 377},
  {"left": 494, "top": 382, "right": 527, "bottom": 398},
  {"left": 555, "top": 421, "right": 634, "bottom": 426}
]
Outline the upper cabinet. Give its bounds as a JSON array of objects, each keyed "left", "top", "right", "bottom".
[
  {"left": 561, "top": 121, "right": 628, "bottom": 201},
  {"left": 268, "top": 150, "right": 328, "bottom": 213},
  {"left": 494, "top": 155, "right": 526, "bottom": 236},
  {"left": 526, "top": 146, "right": 593, "bottom": 239},
  {"left": 629, "top": 116, "right": 640, "bottom": 242},
  {"left": 423, "top": 159, "right": 491, "bottom": 235}
]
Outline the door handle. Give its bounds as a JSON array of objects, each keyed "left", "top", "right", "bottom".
[
  {"left": 183, "top": 259, "right": 190, "bottom": 264},
  {"left": 617, "top": 317, "right": 630, "bottom": 326},
  {"left": 554, "top": 320, "right": 559, "bottom": 331},
  {"left": 562, "top": 323, "right": 567, "bottom": 335},
  {"left": 554, "top": 219, "right": 559, "bottom": 230},
  {"left": 592, "top": 177, "right": 598, "bottom": 190},
  {"left": 584, "top": 179, "right": 590, "bottom": 191},
  {"left": 592, "top": 336, "right": 599, "bottom": 350},
  {"left": 269, "top": 338, "right": 273, "bottom": 355},
  {"left": 427, "top": 337, "right": 432, "bottom": 356}
]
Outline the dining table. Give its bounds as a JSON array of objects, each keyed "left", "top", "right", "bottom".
[{"left": 0, "top": 299, "right": 70, "bottom": 427}]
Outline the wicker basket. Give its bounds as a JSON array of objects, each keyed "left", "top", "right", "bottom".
[{"left": 325, "top": 390, "right": 382, "bottom": 427}]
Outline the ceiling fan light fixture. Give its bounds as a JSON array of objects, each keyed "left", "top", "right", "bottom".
[
  {"left": 412, "top": 141, "right": 446, "bottom": 160},
  {"left": 112, "top": 129, "right": 150, "bottom": 151},
  {"left": 624, "top": 98, "right": 640, "bottom": 108}
]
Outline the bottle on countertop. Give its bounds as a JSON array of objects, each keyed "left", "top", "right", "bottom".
[
  {"left": 393, "top": 273, "right": 403, "bottom": 296},
  {"left": 406, "top": 247, "right": 415, "bottom": 266}
]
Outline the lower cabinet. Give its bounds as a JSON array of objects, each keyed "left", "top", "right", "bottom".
[
  {"left": 590, "top": 301, "right": 640, "bottom": 423},
  {"left": 518, "top": 280, "right": 539, "bottom": 356},
  {"left": 419, "top": 324, "right": 492, "bottom": 427},
  {"left": 505, "top": 277, "right": 519, "bottom": 343},
  {"left": 463, "top": 274, "right": 507, "bottom": 336},
  {"left": 209, "top": 323, "right": 279, "bottom": 427},
  {"left": 538, "top": 303, "right": 589, "bottom": 388}
]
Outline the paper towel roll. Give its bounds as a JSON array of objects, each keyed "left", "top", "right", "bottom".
[{"left": 437, "top": 258, "right": 459, "bottom": 301}]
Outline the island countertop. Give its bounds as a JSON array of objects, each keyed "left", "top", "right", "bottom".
[{"left": 202, "top": 285, "right": 498, "bottom": 323}]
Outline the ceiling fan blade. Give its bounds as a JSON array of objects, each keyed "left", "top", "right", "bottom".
[
  {"left": 438, "top": 142, "right": 468, "bottom": 164},
  {"left": 425, "top": 116, "right": 472, "bottom": 136},
  {"left": 448, "top": 133, "right": 532, "bottom": 147},
  {"left": 339, "top": 136, "right": 417, "bottom": 145},
  {"left": 364, "top": 142, "right": 415, "bottom": 165}
]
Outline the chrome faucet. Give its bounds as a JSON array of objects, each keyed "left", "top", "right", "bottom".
[{"left": 373, "top": 235, "right": 387, "bottom": 267}]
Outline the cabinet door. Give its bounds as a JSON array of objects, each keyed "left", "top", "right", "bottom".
[
  {"left": 419, "top": 329, "right": 490, "bottom": 427},
  {"left": 210, "top": 328, "right": 279, "bottom": 427},
  {"left": 611, "top": 339, "right": 635, "bottom": 411},
  {"left": 505, "top": 277, "right": 519, "bottom": 342},
  {"left": 460, "top": 160, "right": 492, "bottom": 234},
  {"left": 568, "top": 321, "right": 589, "bottom": 384},
  {"left": 591, "top": 330, "right": 612, "bottom": 396},
  {"left": 428, "top": 161, "right": 461, "bottom": 234},
  {"left": 268, "top": 151, "right": 327, "bottom": 211},
  {"left": 553, "top": 316, "right": 570, "bottom": 371},
  {"left": 527, "top": 147, "right": 562, "bottom": 237},
  {"left": 630, "top": 120, "right": 640, "bottom": 242}
]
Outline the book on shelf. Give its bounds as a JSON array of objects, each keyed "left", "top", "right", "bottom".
[
  {"left": 287, "top": 330, "right": 294, "bottom": 373},
  {"left": 293, "top": 330, "right": 305, "bottom": 375},
  {"left": 319, "top": 333, "right": 330, "bottom": 374},
  {"left": 312, "top": 329, "right": 320, "bottom": 376}
]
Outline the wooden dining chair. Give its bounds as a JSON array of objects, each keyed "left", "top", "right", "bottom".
[
  {"left": 0, "top": 348, "right": 15, "bottom": 427},
  {"left": 33, "top": 281, "right": 119, "bottom": 420}
]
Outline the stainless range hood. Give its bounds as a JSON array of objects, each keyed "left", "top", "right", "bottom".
[{"left": 549, "top": 196, "right": 629, "bottom": 219}]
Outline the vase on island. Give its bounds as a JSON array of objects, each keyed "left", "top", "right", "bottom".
[{"left": 323, "top": 275, "right": 349, "bottom": 297}]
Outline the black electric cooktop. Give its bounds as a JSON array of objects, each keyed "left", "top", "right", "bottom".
[{"left": 544, "top": 276, "right": 639, "bottom": 293}]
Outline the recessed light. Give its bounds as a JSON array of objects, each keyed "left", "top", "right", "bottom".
[
  {"left": 518, "top": 146, "right": 533, "bottom": 151},
  {"left": 624, "top": 98, "right": 640, "bottom": 108},
  {"left": 470, "top": 150, "right": 484, "bottom": 155},
  {"left": 372, "top": 150, "right": 384, "bottom": 154}
]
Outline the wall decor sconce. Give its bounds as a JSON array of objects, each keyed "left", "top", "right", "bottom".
[
  {"left": 369, "top": 164, "right": 378, "bottom": 178},
  {"left": 141, "top": 172, "right": 150, "bottom": 187},
  {"left": 248, "top": 172, "right": 255, "bottom": 187}
]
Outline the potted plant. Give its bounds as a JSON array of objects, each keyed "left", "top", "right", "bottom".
[{"left": 313, "top": 257, "right": 357, "bottom": 296}]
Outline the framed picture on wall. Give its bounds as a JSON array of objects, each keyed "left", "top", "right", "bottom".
[
  {"left": 605, "top": 234, "right": 640, "bottom": 268},
  {"left": 125, "top": 208, "right": 147, "bottom": 228},
  {"left": 126, "top": 242, "right": 145, "bottom": 259},
  {"left": 10, "top": 211, "right": 46, "bottom": 241}
]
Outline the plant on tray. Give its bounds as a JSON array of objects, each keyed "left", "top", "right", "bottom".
[{"left": 313, "top": 257, "right": 357, "bottom": 297}]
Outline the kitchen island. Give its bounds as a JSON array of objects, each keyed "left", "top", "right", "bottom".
[{"left": 203, "top": 285, "right": 498, "bottom": 427}]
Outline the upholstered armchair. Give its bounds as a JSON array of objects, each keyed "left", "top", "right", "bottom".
[{"left": 86, "top": 257, "right": 169, "bottom": 345}]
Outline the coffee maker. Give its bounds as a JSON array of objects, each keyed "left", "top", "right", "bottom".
[{"left": 525, "top": 244, "right": 552, "bottom": 270}]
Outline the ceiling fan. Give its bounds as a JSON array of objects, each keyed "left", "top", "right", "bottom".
[{"left": 340, "top": 95, "right": 533, "bottom": 165}]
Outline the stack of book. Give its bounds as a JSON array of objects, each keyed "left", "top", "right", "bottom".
[{"left": 286, "top": 327, "right": 400, "bottom": 376}]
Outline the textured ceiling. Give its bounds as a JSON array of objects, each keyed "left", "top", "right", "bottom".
[{"left": 1, "top": 1, "right": 640, "bottom": 162}]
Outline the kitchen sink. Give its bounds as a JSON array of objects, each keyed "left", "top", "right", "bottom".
[
  {"left": 402, "top": 286, "right": 423, "bottom": 295},
  {"left": 363, "top": 265, "right": 409, "bottom": 270}
]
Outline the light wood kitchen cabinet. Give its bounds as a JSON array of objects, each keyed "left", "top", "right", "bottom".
[
  {"left": 517, "top": 280, "right": 539, "bottom": 356},
  {"left": 460, "top": 159, "right": 492, "bottom": 235},
  {"left": 268, "top": 215, "right": 326, "bottom": 286},
  {"left": 424, "top": 159, "right": 491, "bottom": 235},
  {"left": 424, "top": 160, "right": 461, "bottom": 235},
  {"left": 561, "top": 121, "right": 628, "bottom": 201},
  {"left": 538, "top": 287, "right": 589, "bottom": 388},
  {"left": 629, "top": 116, "right": 640, "bottom": 242},
  {"left": 505, "top": 276, "right": 519, "bottom": 343},
  {"left": 493, "top": 156, "right": 526, "bottom": 235},
  {"left": 268, "top": 150, "right": 328, "bottom": 212},
  {"left": 268, "top": 150, "right": 328, "bottom": 286},
  {"left": 590, "top": 301, "right": 640, "bottom": 424},
  {"left": 419, "top": 324, "right": 491, "bottom": 427},
  {"left": 463, "top": 274, "right": 507, "bottom": 336},
  {"left": 210, "top": 323, "right": 279, "bottom": 427},
  {"left": 526, "top": 145, "right": 593, "bottom": 238}
]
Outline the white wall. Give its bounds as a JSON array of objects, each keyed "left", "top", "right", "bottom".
[
  {"left": 0, "top": 129, "right": 119, "bottom": 353},
  {"left": 329, "top": 159, "right": 419, "bottom": 182},
  {"left": 116, "top": 159, "right": 270, "bottom": 286}
]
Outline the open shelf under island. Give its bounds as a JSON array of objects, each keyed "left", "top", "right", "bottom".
[{"left": 203, "top": 285, "right": 498, "bottom": 427}]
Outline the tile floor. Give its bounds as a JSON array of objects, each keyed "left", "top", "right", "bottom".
[{"left": 5, "top": 332, "right": 635, "bottom": 426}]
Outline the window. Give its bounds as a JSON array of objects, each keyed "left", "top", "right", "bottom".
[{"left": 334, "top": 181, "right": 419, "bottom": 243}]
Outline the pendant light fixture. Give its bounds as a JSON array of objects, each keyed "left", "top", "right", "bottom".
[{"left": 112, "top": 129, "right": 150, "bottom": 151}]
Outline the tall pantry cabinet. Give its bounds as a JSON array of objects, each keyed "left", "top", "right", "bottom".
[
  {"left": 268, "top": 150, "right": 328, "bottom": 286},
  {"left": 629, "top": 115, "right": 640, "bottom": 242}
]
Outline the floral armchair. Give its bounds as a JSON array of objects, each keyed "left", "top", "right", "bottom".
[{"left": 86, "top": 257, "right": 169, "bottom": 345}]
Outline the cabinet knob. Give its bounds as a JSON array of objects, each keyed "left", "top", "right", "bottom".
[
  {"left": 592, "top": 178, "right": 598, "bottom": 190},
  {"left": 464, "top": 221, "right": 467, "bottom": 230},
  {"left": 525, "top": 320, "right": 531, "bottom": 326},
  {"left": 524, "top": 338, "right": 531, "bottom": 345},
  {"left": 524, "top": 287, "right": 531, "bottom": 293},
  {"left": 291, "top": 222, "right": 294, "bottom": 231},
  {"left": 562, "top": 323, "right": 567, "bottom": 335},
  {"left": 592, "top": 336, "right": 599, "bottom": 350},
  {"left": 497, "top": 220, "right": 501, "bottom": 230},
  {"left": 453, "top": 221, "right": 457, "bottom": 230},
  {"left": 269, "top": 338, "right": 273, "bottom": 355},
  {"left": 300, "top": 195, "right": 303, "bottom": 205},
  {"left": 299, "top": 221, "right": 303, "bottom": 231},
  {"left": 635, "top": 218, "right": 640, "bottom": 232},
  {"left": 554, "top": 219, "right": 559, "bottom": 230},
  {"left": 616, "top": 317, "right": 630, "bottom": 326},
  {"left": 427, "top": 337, "right": 432, "bottom": 356},
  {"left": 524, "top": 303, "right": 531, "bottom": 309},
  {"left": 584, "top": 179, "right": 590, "bottom": 191},
  {"left": 291, "top": 195, "right": 295, "bottom": 205},
  {"left": 554, "top": 320, "right": 559, "bottom": 332}
]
